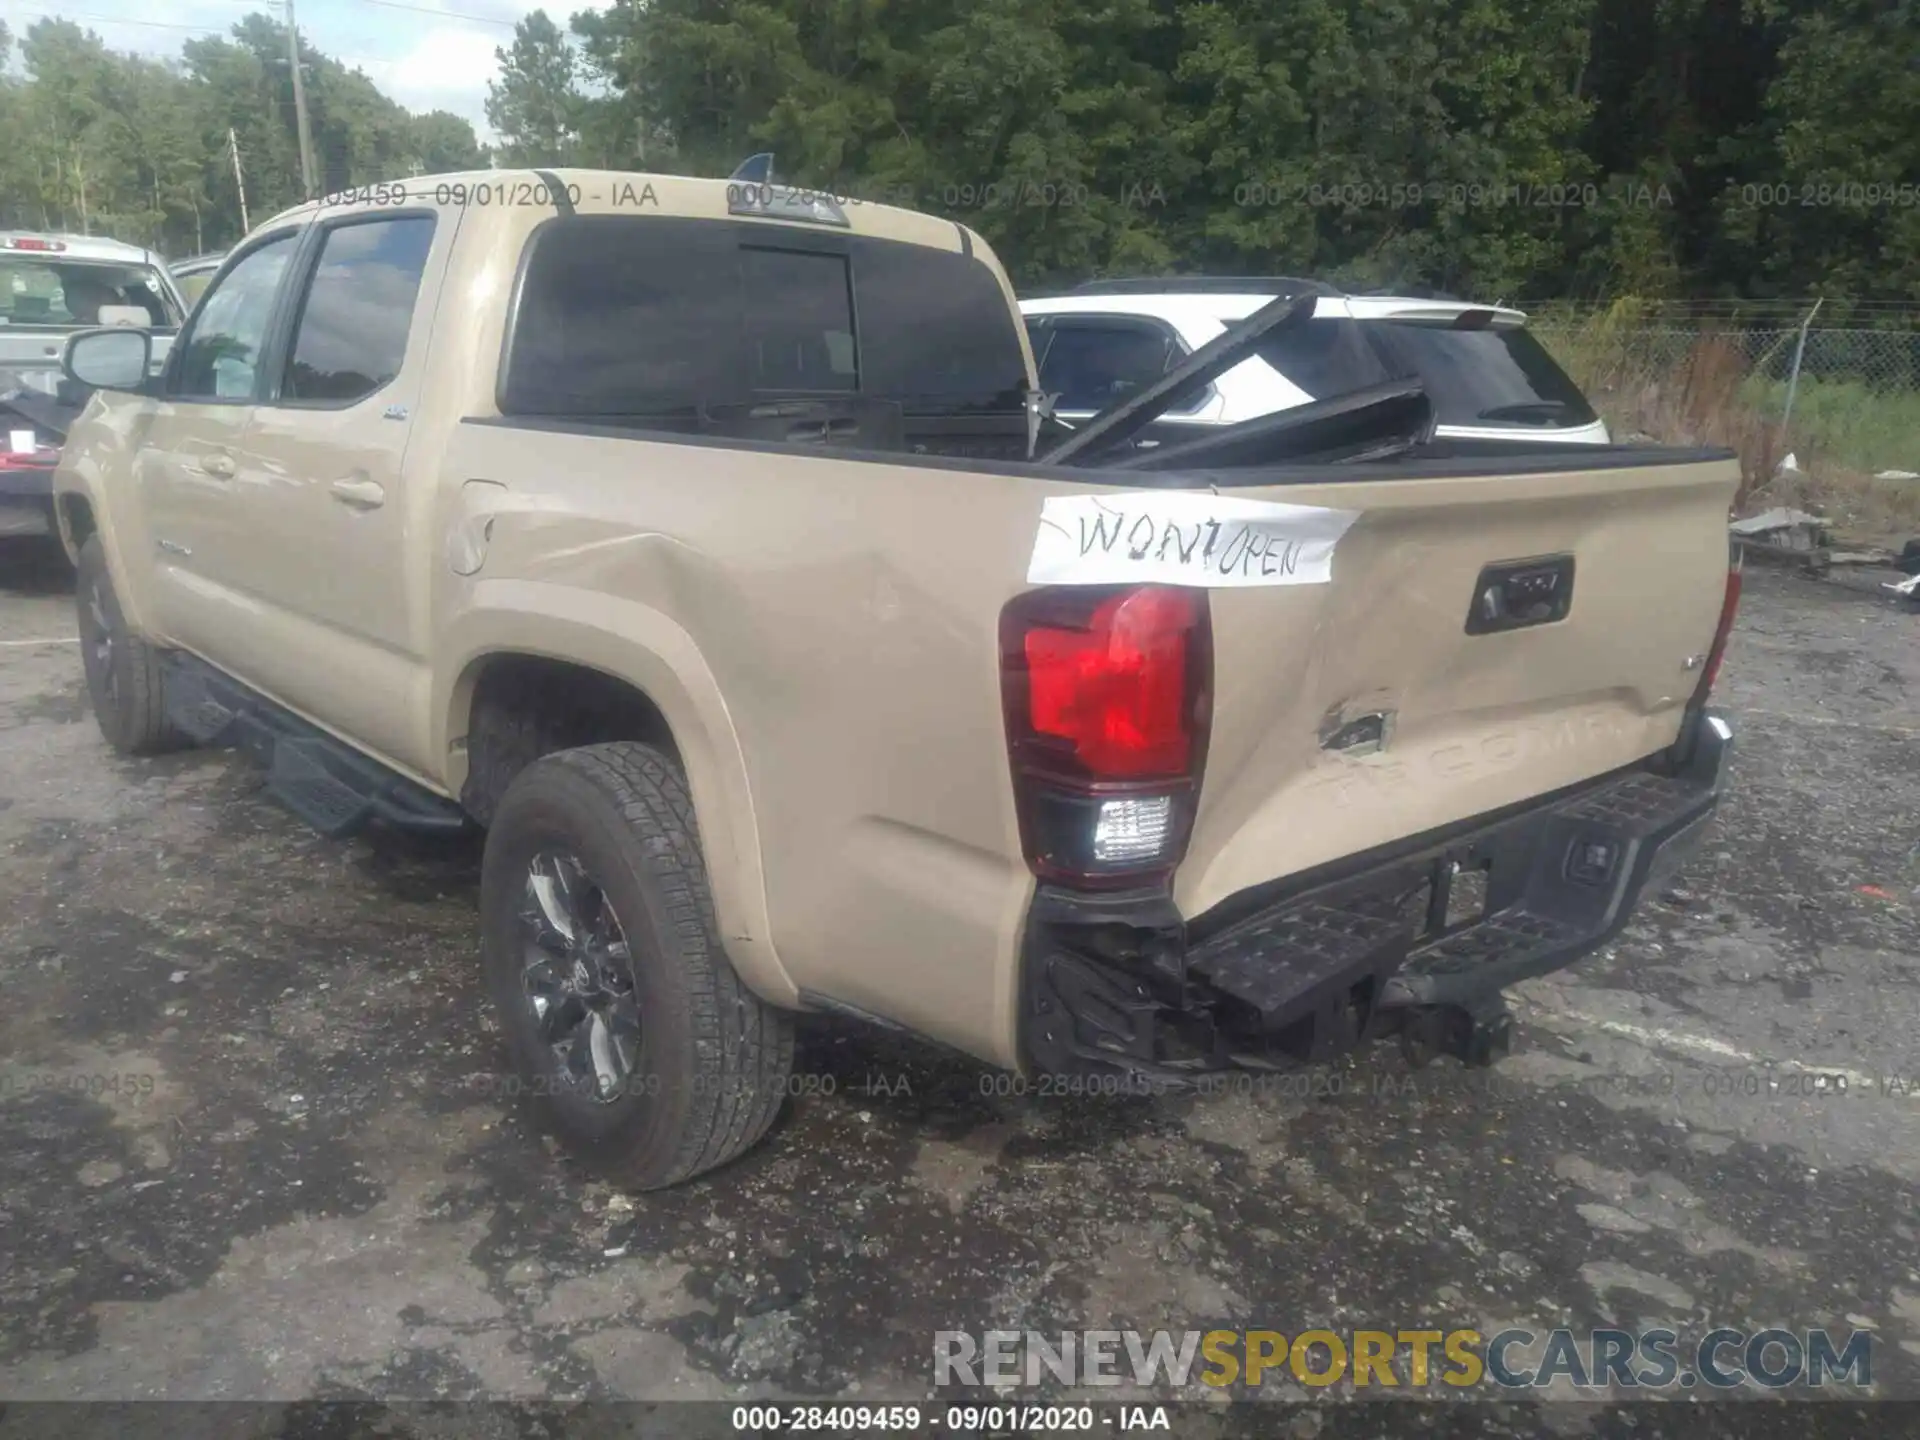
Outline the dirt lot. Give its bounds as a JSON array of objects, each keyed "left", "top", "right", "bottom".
[{"left": 0, "top": 537, "right": 1916, "bottom": 1428}]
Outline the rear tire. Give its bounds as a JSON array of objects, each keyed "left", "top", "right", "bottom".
[
  {"left": 479, "top": 742, "right": 794, "bottom": 1188},
  {"left": 75, "top": 536, "right": 185, "bottom": 756}
]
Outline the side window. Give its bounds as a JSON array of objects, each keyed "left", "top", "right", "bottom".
[
  {"left": 282, "top": 216, "right": 435, "bottom": 403},
  {"left": 171, "top": 235, "right": 296, "bottom": 400},
  {"left": 1037, "top": 319, "right": 1204, "bottom": 414},
  {"left": 741, "top": 247, "right": 857, "bottom": 392}
]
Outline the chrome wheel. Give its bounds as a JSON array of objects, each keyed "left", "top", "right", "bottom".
[
  {"left": 518, "top": 850, "right": 642, "bottom": 1103},
  {"left": 83, "top": 577, "right": 118, "bottom": 708}
]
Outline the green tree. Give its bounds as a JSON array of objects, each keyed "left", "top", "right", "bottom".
[
  {"left": 408, "top": 111, "right": 490, "bottom": 173},
  {"left": 487, "top": 12, "right": 589, "bottom": 165},
  {"left": 0, "top": 14, "right": 483, "bottom": 252}
]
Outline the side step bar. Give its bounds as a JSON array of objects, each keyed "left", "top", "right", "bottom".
[{"left": 163, "top": 655, "right": 470, "bottom": 839}]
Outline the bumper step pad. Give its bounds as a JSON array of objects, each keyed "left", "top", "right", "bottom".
[
  {"left": 1189, "top": 901, "right": 1410, "bottom": 1058},
  {"left": 1023, "top": 725, "right": 1732, "bottom": 1080}
]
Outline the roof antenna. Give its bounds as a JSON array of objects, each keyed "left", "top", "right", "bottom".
[{"left": 730, "top": 153, "right": 776, "bottom": 185}]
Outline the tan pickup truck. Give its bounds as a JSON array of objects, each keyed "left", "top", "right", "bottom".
[{"left": 52, "top": 169, "right": 1741, "bottom": 1188}]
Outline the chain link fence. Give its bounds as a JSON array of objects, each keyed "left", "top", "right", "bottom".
[{"left": 1526, "top": 307, "right": 1920, "bottom": 486}]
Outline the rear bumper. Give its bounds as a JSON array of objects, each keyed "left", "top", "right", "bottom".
[{"left": 1019, "top": 709, "right": 1733, "bottom": 1081}]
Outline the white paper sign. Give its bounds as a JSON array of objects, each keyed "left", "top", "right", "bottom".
[
  {"left": 1028, "top": 492, "right": 1361, "bottom": 587},
  {"left": 8, "top": 429, "right": 35, "bottom": 455}
]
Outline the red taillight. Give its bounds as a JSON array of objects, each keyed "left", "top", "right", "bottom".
[
  {"left": 1024, "top": 587, "right": 1197, "bottom": 778},
  {"left": 1694, "top": 559, "right": 1743, "bottom": 703},
  {"left": 1002, "top": 585, "right": 1212, "bottom": 886}
]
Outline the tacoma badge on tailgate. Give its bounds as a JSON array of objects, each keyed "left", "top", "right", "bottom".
[{"left": 1464, "top": 555, "right": 1575, "bottom": 634}]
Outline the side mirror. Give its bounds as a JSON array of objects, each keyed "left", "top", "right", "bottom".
[{"left": 62, "top": 327, "right": 152, "bottom": 394}]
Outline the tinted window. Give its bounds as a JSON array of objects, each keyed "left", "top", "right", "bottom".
[
  {"left": 1252, "top": 317, "right": 1395, "bottom": 399},
  {"left": 854, "top": 241, "right": 1027, "bottom": 411},
  {"left": 500, "top": 217, "right": 1029, "bottom": 418},
  {"left": 1364, "top": 323, "right": 1598, "bottom": 427},
  {"left": 172, "top": 235, "right": 296, "bottom": 400},
  {"left": 741, "top": 247, "right": 856, "bottom": 392},
  {"left": 283, "top": 217, "right": 435, "bottom": 402},
  {"left": 505, "top": 217, "right": 743, "bottom": 417}
]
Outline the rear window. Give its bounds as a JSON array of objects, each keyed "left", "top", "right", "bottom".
[
  {"left": 1362, "top": 323, "right": 1597, "bottom": 428},
  {"left": 1251, "top": 318, "right": 1395, "bottom": 400},
  {"left": 502, "top": 216, "right": 1027, "bottom": 419},
  {"left": 0, "top": 258, "right": 182, "bottom": 330},
  {"left": 740, "top": 246, "right": 858, "bottom": 392},
  {"left": 1252, "top": 316, "right": 1597, "bottom": 429}
]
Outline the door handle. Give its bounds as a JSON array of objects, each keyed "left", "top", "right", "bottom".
[
  {"left": 330, "top": 478, "right": 386, "bottom": 510},
  {"left": 198, "top": 454, "right": 235, "bottom": 480}
]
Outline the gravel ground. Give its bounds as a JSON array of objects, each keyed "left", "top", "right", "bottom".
[{"left": 0, "top": 536, "right": 1916, "bottom": 1434}]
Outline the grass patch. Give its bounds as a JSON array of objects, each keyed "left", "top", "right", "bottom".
[{"left": 1739, "top": 375, "right": 1920, "bottom": 478}]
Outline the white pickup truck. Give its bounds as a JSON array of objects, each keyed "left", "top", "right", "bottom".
[{"left": 1, "top": 232, "right": 187, "bottom": 543}]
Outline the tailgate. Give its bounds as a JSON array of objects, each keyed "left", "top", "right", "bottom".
[
  {"left": 0, "top": 332, "right": 69, "bottom": 398},
  {"left": 1174, "top": 452, "right": 1740, "bottom": 919}
]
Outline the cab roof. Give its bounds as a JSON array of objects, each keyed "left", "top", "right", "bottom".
[{"left": 258, "top": 168, "right": 976, "bottom": 254}]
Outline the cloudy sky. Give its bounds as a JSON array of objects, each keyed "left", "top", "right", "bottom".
[{"left": 8, "top": 0, "right": 587, "bottom": 139}]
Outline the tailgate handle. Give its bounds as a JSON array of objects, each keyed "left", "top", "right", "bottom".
[{"left": 1465, "top": 555, "right": 1575, "bottom": 634}]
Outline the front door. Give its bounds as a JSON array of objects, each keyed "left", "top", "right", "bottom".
[
  {"left": 219, "top": 209, "right": 449, "bottom": 774},
  {"left": 136, "top": 229, "right": 301, "bottom": 651}
]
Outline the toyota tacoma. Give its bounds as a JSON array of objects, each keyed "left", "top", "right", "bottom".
[{"left": 52, "top": 169, "right": 1740, "bottom": 1187}]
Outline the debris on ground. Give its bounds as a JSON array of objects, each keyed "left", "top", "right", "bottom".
[
  {"left": 1828, "top": 548, "right": 1896, "bottom": 567},
  {"left": 1883, "top": 571, "right": 1920, "bottom": 601},
  {"left": 1875, "top": 469, "right": 1919, "bottom": 482},
  {"left": 1731, "top": 506, "right": 1832, "bottom": 572},
  {"left": 1731, "top": 506, "right": 1828, "bottom": 544}
]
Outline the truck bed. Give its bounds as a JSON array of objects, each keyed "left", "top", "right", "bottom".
[{"left": 438, "top": 415, "right": 1738, "bottom": 1066}]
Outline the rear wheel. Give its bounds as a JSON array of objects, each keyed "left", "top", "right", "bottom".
[
  {"left": 479, "top": 742, "right": 794, "bottom": 1188},
  {"left": 75, "top": 536, "right": 184, "bottom": 756}
]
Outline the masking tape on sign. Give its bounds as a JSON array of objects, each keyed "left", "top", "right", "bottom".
[{"left": 1028, "top": 492, "right": 1361, "bottom": 588}]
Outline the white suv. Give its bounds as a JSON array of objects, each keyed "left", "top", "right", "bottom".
[{"left": 1020, "top": 278, "right": 1610, "bottom": 445}]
